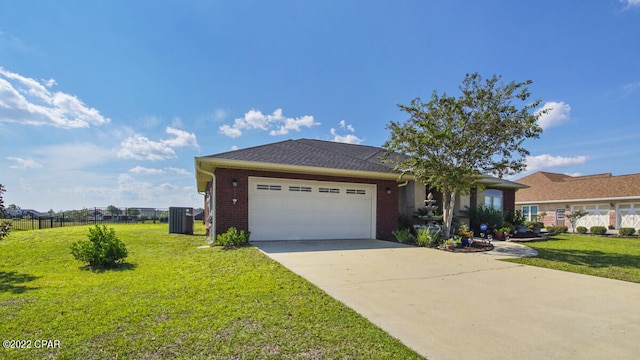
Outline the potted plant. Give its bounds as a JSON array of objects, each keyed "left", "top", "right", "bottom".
[{"left": 458, "top": 224, "right": 471, "bottom": 246}]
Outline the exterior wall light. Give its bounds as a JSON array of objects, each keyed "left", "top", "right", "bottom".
[
  {"left": 386, "top": 187, "right": 392, "bottom": 195},
  {"left": 232, "top": 179, "right": 238, "bottom": 204}
]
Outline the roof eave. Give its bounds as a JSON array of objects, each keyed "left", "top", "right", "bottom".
[{"left": 195, "top": 156, "right": 411, "bottom": 192}]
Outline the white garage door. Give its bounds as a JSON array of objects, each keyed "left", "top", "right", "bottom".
[
  {"left": 574, "top": 204, "right": 610, "bottom": 229},
  {"left": 248, "top": 177, "right": 376, "bottom": 241},
  {"left": 618, "top": 203, "right": 640, "bottom": 229}
]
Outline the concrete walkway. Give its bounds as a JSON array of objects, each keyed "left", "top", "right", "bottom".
[{"left": 253, "top": 239, "right": 640, "bottom": 360}]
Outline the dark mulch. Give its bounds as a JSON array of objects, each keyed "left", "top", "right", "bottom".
[{"left": 443, "top": 241, "right": 494, "bottom": 253}]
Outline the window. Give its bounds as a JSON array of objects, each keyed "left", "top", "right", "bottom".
[
  {"left": 319, "top": 187, "right": 340, "bottom": 194},
  {"left": 522, "top": 205, "right": 539, "bottom": 221},
  {"left": 257, "top": 184, "right": 281, "bottom": 191},
  {"left": 484, "top": 189, "right": 503, "bottom": 211},
  {"left": 289, "top": 186, "right": 312, "bottom": 192},
  {"left": 346, "top": 189, "right": 366, "bottom": 195}
]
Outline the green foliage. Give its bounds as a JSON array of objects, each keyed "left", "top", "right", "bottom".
[
  {"left": 524, "top": 221, "right": 544, "bottom": 231},
  {"left": 382, "top": 73, "right": 544, "bottom": 236},
  {"left": 590, "top": 226, "right": 607, "bottom": 235},
  {"left": 415, "top": 228, "right": 441, "bottom": 248},
  {"left": 392, "top": 227, "right": 415, "bottom": 244},
  {"left": 504, "top": 209, "right": 525, "bottom": 227},
  {"left": 461, "top": 205, "right": 503, "bottom": 231},
  {"left": 0, "top": 223, "right": 422, "bottom": 359},
  {"left": 214, "top": 227, "right": 251, "bottom": 248},
  {"left": 576, "top": 226, "right": 588, "bottom": 234},
  {"left": 70, "top": 225, "right": 128, "bottom": 268},
  {"left": 0, "top": 183, "right": 10, "bottom": 240},
  {"left": 567, "top": 209, "right": 589, "bottom": 233},
  {"left": 547, "top": 226, "right": 568, "bottom": 234},
  {"left": 618, "top": 228, "right": 636, "bottom": 236},
  {"left": 505, "top": 233, "right": 640, "bottom": 283}
]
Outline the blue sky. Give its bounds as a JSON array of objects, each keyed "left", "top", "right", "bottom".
[{"left": 1, "top": 1, "right": 639, "bottom": 211}]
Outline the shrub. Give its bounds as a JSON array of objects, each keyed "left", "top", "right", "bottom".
[
  {"left": 415, "top": 228, "right": 441, "bottom": 248},
  {"left": 70, "top": 225, "right": 128, "bottom": 268},
  {"left": 576, "top": 226, "right": 588, "bottom": 234},
  {"left": 392, "top": 228, "right": 414, "bottom": 244},
  {"left": 215, "top": 227, "right": 250, "bottom": 248},
  {"left": 524, "top": 221, "right": 544, "bottom": 231},
  {"left": 590, "top": 226, "right": 607, "bottom": 236},
  {"left": 547, "top": 226, "right": 568, "bottom": 234},
  {"left": 618, "top": 227, "right": 636, "bottom": 236}
]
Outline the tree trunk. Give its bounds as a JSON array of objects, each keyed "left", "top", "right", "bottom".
[{"left": 441, "top": 189, "right": 457, "bottom": 237}]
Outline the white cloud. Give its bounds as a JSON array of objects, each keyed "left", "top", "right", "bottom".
[
  {"left": 6, "top": 156, "right": 43, "bottom": 169},
  {"left": 129, "top": 166, "right": 164, "bottom": 175},
  {"left": 330, "top": 120, "right": 363, "bottom": 144},
  {"left": 118, "top": 127, "right": 198, "bottom": 161},
  {"left": 219, "top": 108, "right": 319, "bottom": 137},
  {"left": 129, "top": 166, "right": 191, "bottom": 175},
  {"left": 0, "top": 67, "right": 110, "bottom": 128},
  {"left": 339, "top": 120, "right": 355, "bottom": 132},
  {"left": 535, "top": 101, "right": 571, "bottom": 130},
  {"left": 231, "top": 145, "right": 239, "bottom": 151},
  {"left": 525, "top": 154, "right": 589, "bottom": 173},
  {"left": 162, "top": 127, "right": 199, "bottom": 148},
  {"left": 165, "top": 167, "right": 190, "bottom": 175},
  {"left": 118, "top": 135, "right": 176, "bottom": 161},
  {"left": 620, "top": 0, "right": 640, "bottom": 9}
]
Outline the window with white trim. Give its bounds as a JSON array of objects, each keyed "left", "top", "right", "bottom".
[
  {"left": 522, "top": 205, "right": 539, "bottom": 221},
  {"left": 346, "top": 189, "right": 366, "bottom": 195},
  {"left": 257, "top": 184, "right": 281, "bottom": 191},
  {"left": 319, "top": 187, "right": 340, "bottom": 194}
]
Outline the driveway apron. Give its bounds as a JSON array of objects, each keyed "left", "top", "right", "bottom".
[{"left": 253, "top": 239, "right": 640, "bottom": 360}]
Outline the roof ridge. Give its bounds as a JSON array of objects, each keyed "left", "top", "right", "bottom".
[{"left": 297, "top": 139, "right": 392, "bottom": 169}]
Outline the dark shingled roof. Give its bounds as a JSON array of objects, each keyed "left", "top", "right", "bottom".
[{"left": 204, "top": 139, "right": 395, "bottom": 174}]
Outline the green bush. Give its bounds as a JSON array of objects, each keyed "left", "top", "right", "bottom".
[
  {"left": 618, "top": 227, "right": 636, "bottom": 236},
  {"left": 547, "top": 226, "right": 568, "bottom": 234},
  {"left": 215, "top": 227, "right": 251, "bottom": 248},
  {"left": 590, "top": 226, "right": 607, "bottom": 235},
  {"left": 415, "top": 228, "right": 441, "bottom": 248},
  {"left": 70, "top": 225, "right": 128, "bottom": 268},
  {"left": 524, "top": 221, "right": 544, "bottom": 231},
  {"left": 576, "top": 226, "right": 588, "bottom": 234},
  {"left": 392, "top": 227, "right": 414, "bottom": 244}
]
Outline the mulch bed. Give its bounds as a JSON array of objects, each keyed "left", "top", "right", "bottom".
[{"left": 443, "top": 241, "right": 494, "bottom": 253}]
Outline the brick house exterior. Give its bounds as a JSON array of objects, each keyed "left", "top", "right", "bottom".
[
  {"left": 515, "top": 172, "right": 640, "bottom": 231},
  {"left": 196, "top": 139, "right": 527, "bottom": 241}
]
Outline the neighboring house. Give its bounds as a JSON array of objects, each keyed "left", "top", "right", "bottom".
[
  {"left": 514, "top": 171, "right": 640, "bottom": 231},
  {"left": 195, "top": 139, "right": 527, "bottom": 241},
  {"left": 5, "top": 208, "right": 47, "bottom": 218}
]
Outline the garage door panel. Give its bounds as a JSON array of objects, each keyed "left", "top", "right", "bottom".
[{"left": 249, "top": 177, "right": 375, "bottom": 241}]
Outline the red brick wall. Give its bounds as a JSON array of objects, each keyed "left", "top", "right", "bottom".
[
  {"left": 214, "top": 168, "right": 398, "bottom": 240},
  {"left": 503, "top": 189, "right": 516, "bottom": 215}
]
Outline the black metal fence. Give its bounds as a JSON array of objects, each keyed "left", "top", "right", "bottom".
[{"left": 4, "top": 207, "right": 169, "bottom": 231}]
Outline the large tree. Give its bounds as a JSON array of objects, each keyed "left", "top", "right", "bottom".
[{"left": 383, "top": 73, "right": 545, "bottom": 237}]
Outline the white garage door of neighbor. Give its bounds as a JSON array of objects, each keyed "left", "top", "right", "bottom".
[
  {"left": 248, "top": 177, "right": 376, "bottom": 241},
  {"left": 574, "top": 204, "right": 610, "bottom": 229},
  {"left": 618, "top": 203, "right": 640, "bottom": 229}
]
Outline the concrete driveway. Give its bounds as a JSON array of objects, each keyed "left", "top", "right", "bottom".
[{"left": 253, "top": 239, "right": 640, "bottom": 360}]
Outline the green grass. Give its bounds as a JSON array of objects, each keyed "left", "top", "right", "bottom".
[
  {"left": 0, "top": 224, "right": 422, "bottom": 359},
  {"left": 505, "top": 234, "right": 640, "bottom": 283}
]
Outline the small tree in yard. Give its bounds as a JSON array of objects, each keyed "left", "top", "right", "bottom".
[
  {"left": 567, "top": 209, "right": 589, "bottom": 234},
  {"left": 70, "top": 225, "right": 128, "bottom": 268},
  {"left": 383, "top": 73, "right": 545, "bottom": 237},
  {"left": 0, "top": 184, "right": 11, "bottom": 240}
]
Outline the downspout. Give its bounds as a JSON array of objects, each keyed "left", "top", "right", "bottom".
[{"left": 196, "top": 161, "right": 216, "bottom": 240}]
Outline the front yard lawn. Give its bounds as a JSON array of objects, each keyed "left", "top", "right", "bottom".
[
  {"left": 0, "top": 224, "right": 422, "bottom": 359},
  {"left": 505, "top": 234, "right": 640, "bottom": 283}
]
